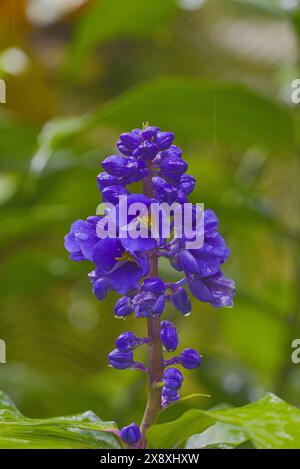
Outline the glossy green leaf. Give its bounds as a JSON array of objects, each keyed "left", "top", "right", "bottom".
[
  {"left": 67, "top": 0, "right": 178, "bottom": 78},
  {"left": 0, "top": 391, "right": 120, "bottom": 449},
  {"left": 147, "top": 393, "right": 300, "bottom": 449},
  {"left": 186, "top": 422, "right": 248, "bottom": 449}
]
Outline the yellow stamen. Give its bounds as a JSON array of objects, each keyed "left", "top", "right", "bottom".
[{"left": 115, "top": 251, "right": 135, "bottom": 263}]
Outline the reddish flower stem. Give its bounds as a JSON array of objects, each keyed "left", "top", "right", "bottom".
[{"left": 138, "top": 162, "right": 164, "bottom": 448}]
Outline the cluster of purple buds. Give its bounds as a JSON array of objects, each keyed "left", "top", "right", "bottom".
[
  {"left": 109, "top": 318, "right": 202, "bottom": 410},
  {"left": 109, "top": 331, "right": 149, "bottom": 372},
  {"left": 160, "top": 321, "right": 202, "bottom": 406},
  {"left": 65, "top": 124, "right": 235, "bottom": 446}
]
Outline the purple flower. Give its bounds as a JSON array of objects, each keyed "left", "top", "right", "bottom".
[
  {"left": 180, "top": 349, "right": 202, "bottom": 369},
  {"left": 161, "top": 386, "right": 179, "bottom": 406},
  {"left": 155, "top": 131, "right": 175, "bottom": 150},
  {"left": 91, "top": 237, "right": 149, "bottom": 296},
  {"left": 170, "top": 209, "right": 230, "bottom": 278},
  {"left": 130, "top": 277, "right": 166, "bottom": 318},
  {"left": 132, "top": 289, "right": 165, "bottom": 318},
  {"left": 116, "top": 142, "right": 132, "bottom": 157},
  {"left": 170, "top": 287, "right": 192, "bottom": 316},
  {"left": 117, "top": 129, "right": 142, "bottom": 156},
  {"left": 109, "top": 349, "right": 134, "bottom": 369},
  {"left": 160, "top": 145, "right": 183, "bottom": 160},
  {"left": 152, "top": 176, "right": 178, "bottom": 204},
  {"left": 89, "top": 273, "right": 110, "bottom": 300},
  {"left": 163, "top": 367, "right": 183, "bottom": 390},
  {"left": 116, "top": 194, "right": 165, "bottom": 252},
  {"left": 142, "top": 125, "right": 159, "bottom": 140},
  {"left": 97, "top": 172, "right": 124, "bottom": 191},
  {"left": 120, "top": 423, "right": 141, "bottom": 445},
  {"left": 133, "top": 141, "right": 159, "bottom": 160},
  {"left": 119, "top": 129, "right": 142, "bottom": 150},
  {"left": 102, "top": 155, "right": 129, "bottom": 177},
  {"left": 102, "top": 185, "right": 130, "bottom": 205},
  {"left": 116, "top": 332, "right": 147, "bottom": 352},
  {"left": 188, "top": 271, "right": 235, "bottom": 307},
  {"left": 143, "top": 277, "right": 165, "bottom": 294},
  {"left": 65, "top": 124, "right": 235, "bottom": 431},
  {"left": 160, "top": 156, "right": 188, "bottom": 182},
  {"left": 64, "top": 216, "right": 100, "bottom": 262},
  {"left": 180, "top": 174, "right": 196, "bottom": 195},
  {"left": 114, "top": 296, "right": 132, "bottom": 318},
  {"left": 123, "top": 157, "right": 148, "bottom": 183},
  {"left": 176, "top": 189, "right": 188, "bottom": 204},
  {"left": 161, "top": 320, "right": 178, "bottom": 352}
]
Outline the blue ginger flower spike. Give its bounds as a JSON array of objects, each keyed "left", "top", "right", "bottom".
[{"left": 65, "top": 124, "right": 235, "bottom": 448}]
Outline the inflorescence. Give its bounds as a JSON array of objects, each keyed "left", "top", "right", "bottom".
[{"left": 65, "top": 125, "right": 235, "bottom": 447}]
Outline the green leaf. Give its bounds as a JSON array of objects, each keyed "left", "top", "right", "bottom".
[
  {"left": 158, "top": 394, "right": 211, "bottom": 424},
  {"left": 0, "top": 391, "right": 120, "bottom": 449},
  {"left": 147, "top": 393, "right": 300, "bottom": 449},
  {"left": 93, "top": 77, "right": 294, "bottom": 150},
  {"left": 186, "top": 422, "right": 247, "bottom": 449},
  {"left": 67, "top": 0, "right": 178, "bottom": 78},
  {"left": 32, "top": 77, "right": 295, "bottom": 175}
]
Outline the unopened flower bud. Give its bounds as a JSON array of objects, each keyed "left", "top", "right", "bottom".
[
  {"left": 102, "top": 155, "right": 128, "bottom": 177},
  {"left": 116, "top": 331, "right": 146, "bottom": 352},
  {"left": 102, "top": 185, "right": 129, "bottom": 205},
  {"left": 108, "top": 349, "right": 133, "bottom": 370},
  {"left": 161, "top": 145, "right": 183, "bottom": 159},
  {"left": 133, "top": 290, "right": 165, "bottom": 318},
  {"left": 143, "top": 277, "right": 165, "bottom": 294},
  {"left": 152, "top": 176, "right": 177, "bottom": 204},
  {"left": 89, "top": 273, "right": 110, "bottom": 300},
  {"left": 155, "top": 131, "right": 175, "bottom": 150},
  {"left": 178, "top": 250, "right": 200, "bottom": 275},
  {"left": 171, "top": 287, "right": 192, "bottom": 316},
  {"left": 114, "top": 297, "right": 132, "bottom": 318},
  {"left": 163, "top": 367, "right": 183, "bottom": 390},
  {"left": 133, "top": 141, "right": 159, "bottom": 160},
  {"left": 119, "top": 129, "right": 142, "bottom": 150},
  {"left": 160, "top": 156, "right": 188, "bottom": 180},
  {"left": 176, "top": 190, "right": 188, "bottom": 204},
  {"left": 124, "top": 157, "right": 148, "bottom": 183},
  {"left": 161, "top": 320, "right": 178, "bottom": 352},
  {"left": 97, "top": 172, "right": 123, "bottom": 190},
  {"left": 161, "top": 386, "right": 179, "bottom": 406},
  {"left": 142, "top": 126, "right": 159, "bottom": 140},
  {"left": 181, "top": 348, "right": 202, "bottom": 369},
  {"left": 120, "top": 423, "right": 141, "bottom": 445},
  {"left": 116, "top": 141, "right": 132, "bottom": 156},
  {"left": 180, "top": 174, "right": 196, "bottom": 195}
]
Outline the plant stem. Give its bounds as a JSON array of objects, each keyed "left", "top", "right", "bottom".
[{"left": 139, "top": 163, "right": 164, "bottom": 448}]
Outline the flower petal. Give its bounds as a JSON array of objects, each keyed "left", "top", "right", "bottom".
[{"left": 93, "top": 238, "right": 123, "bottom": 273}]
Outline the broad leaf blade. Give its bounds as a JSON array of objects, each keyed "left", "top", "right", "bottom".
[
  {"left": 34, "top": 77, "right": 295, "bottom": 169},
  {"left": 94, "top": 77, "right": 294, "bottom": 150},
  {"left": 186, "top": 422, "right": 247, "bottom": 449},
  {"left": 0, "top": 391, "right": 120, "bottom": 449},
  {"left": 147, "top": 393, "right": 300, "bottom": 449}
]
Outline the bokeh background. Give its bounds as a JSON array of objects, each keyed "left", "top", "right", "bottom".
[{"left": 0, "top": 0, "right": 300, "bottom": 427}]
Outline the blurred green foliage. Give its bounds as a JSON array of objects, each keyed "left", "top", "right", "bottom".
[{"left": 0, "top": 0, "right": 300, "bottom": 432}]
